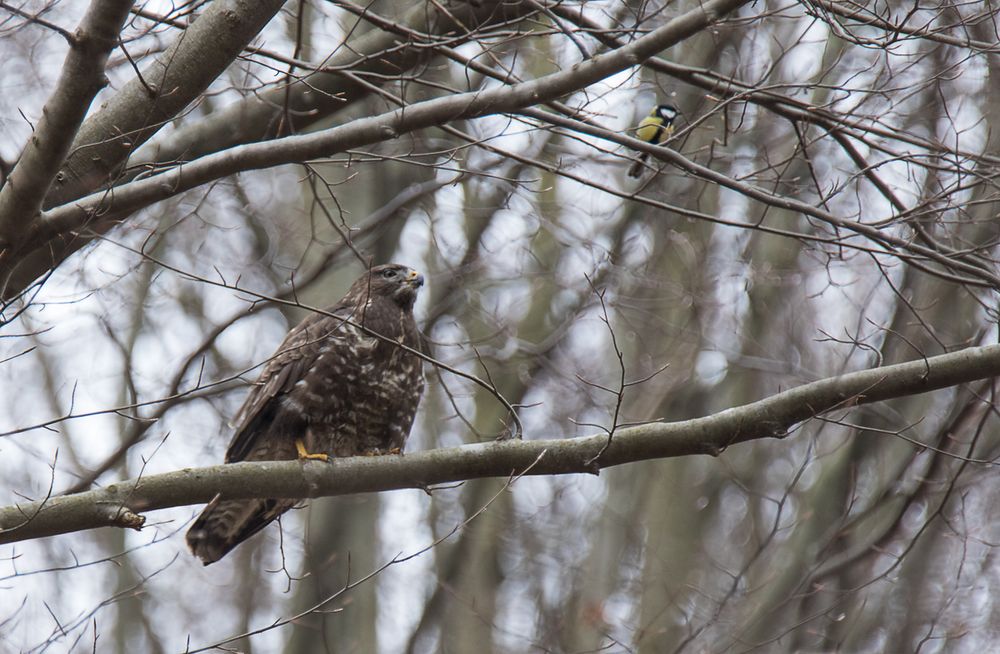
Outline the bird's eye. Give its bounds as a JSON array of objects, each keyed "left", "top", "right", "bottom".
[{"left": 382, "top": 268, "right": 398, "bottom": 279}]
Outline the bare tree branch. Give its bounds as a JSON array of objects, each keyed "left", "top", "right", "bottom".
[
  {"left": 12, "top": 0, "right": 749, "bottom": 302},
  {"left": 0, "top": 0, "right": 289, "bottom": 304},
  {"left": 3, "top": 341, "right": 999, "bottom": 545},
  {"left": 0, "top": 0, "right": 134, "bottom": 250},
  {"left": 0, "top": 0, "right": 538, "bottom": 305},
  {"left": 127, "top": 0, "right": 538, "bottom": 173},
  {"left": 44, "top": 0, "right": 289, "bottom": 209}
]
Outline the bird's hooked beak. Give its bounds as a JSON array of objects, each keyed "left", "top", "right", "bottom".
[{"left": 406, "top": 269, "right": 425, "bottom": 288}]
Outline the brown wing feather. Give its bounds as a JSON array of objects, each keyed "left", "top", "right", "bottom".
[
  {"left": 188, "top": 308, "right": 356, "bottom": 565},
  {"left": 225, "top": 306, "right": 352, "bottom": 463}
]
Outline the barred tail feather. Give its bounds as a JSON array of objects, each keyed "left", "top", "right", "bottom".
[{"left": 186, "top": 496, "right": 294, "bottom": 565}]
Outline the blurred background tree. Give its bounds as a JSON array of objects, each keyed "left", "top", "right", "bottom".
[{"left": 1, "top": 0, "right": 999, "bottom": 652}]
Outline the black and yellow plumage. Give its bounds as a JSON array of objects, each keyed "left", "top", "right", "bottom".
[
  {"left": 627, "top": 104, "right": 678, "bottom": 178},
  {"left": 186, "top": 264, "right": 426, "bottom": 565}
]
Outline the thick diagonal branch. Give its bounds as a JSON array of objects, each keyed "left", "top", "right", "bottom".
[
  {"left": 127, "top": 0, "right": 536, "bottom": 178},
  {"left": 43, "top": 0, "right": 288, "bottom": 210},
  {"left": 0, "top": 0, "right": 134, "bottom": 251},
  {"left": 0, "top": 0, "right": 750, "bottom": 304},
  {"left": 28, "top": 0, "right": 749, "bottom": 267},
  {"left": 2, "top": 342, "right": 998, "bottom": 545}
]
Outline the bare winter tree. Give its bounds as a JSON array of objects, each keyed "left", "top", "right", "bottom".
[{"left": 1, "top": 0, "right": 1000, "bottom": 652}]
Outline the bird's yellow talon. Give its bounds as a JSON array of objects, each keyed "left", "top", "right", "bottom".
[{"left": 296, "top": 439, "right": 330, "bottom": 461}]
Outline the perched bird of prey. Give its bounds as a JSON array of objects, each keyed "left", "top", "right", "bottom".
[
  {"left": 627, "top": 104, "right": 678, "bottom": 178},
  {"left": 186, "top": 263, "right": 425, "bottom": 565}
]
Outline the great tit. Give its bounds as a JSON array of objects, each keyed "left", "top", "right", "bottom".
[{"left": 627, "top": 104, "right": 678, "bottom": 178}]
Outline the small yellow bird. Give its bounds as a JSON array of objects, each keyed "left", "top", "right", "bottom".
[{"left": 627, "top": 104, "right": 678, "bottom": 178}]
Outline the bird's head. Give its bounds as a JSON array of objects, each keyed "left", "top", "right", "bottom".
[
  {"left": 655, "top": 104, "right": 678, "bottom": 123},
  {"left": 353, "top": 263, "right": 425, "bottom": 311}
]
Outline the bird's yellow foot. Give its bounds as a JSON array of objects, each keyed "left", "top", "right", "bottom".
[{"left": 296, "top": 439, "right": 330, "bottom": 462}]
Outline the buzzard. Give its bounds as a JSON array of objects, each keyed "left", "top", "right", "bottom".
[{"left": 186, "top": 263, "right": 425, "bottom": 565}]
